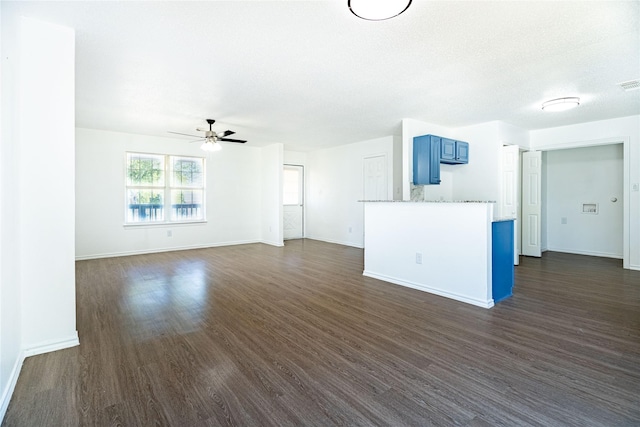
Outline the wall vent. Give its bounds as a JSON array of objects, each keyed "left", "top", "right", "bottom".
[
  {"left": 582, "top": 203, "right": 598, "bottom": 214},
  {"left": 618, "top": 79, "right": 640, "bottom": 91}
]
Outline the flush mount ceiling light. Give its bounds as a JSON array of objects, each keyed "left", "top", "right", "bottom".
[
  {"left": 348, "top": 0, "right": 412, "bottom": 21},
  {"left": 541, "top": 97, "right": 580, "bottom": 112}
]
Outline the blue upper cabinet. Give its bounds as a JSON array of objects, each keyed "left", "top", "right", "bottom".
[
  {"left": 414, "top": 134, "right": 469, "bottom": 185},
  {"left": 413, "top": 135, "right": 441, "bottom": 185},
  {"left": 441, "top": 139, "right": 469, "bottom": 164}
]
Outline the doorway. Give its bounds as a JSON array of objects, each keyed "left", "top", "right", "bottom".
[
  {"left": 542, "top": 144, "right": 624, "bottom": 259},
  {"left": 519, "top": 141, "right": 627, "bottom": 267},
  {"left": 283, "top": 164, "right": 304, "bottom": 240}
]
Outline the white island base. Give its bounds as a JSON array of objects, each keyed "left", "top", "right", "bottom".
[{"left": 363, "top": 201, "right": 508, "bottom": 309}]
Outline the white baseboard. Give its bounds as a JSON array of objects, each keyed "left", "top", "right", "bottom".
[
  {"left": 0, "top": 332, "right": 79, "bottom": 423},
  {"left": 363, "top": 270, "right": 494, "bottom": 309},
  {"left": 305, "top": 236, "right": 364, "bottom": 249},
  {"left": 22, "top": 332, "right": 80, "bottom": 358},
  {"left": 75, "top": 240, "right": 262, "bottom": 260},
  {"left": 261, "top": 240, "right": 284, "bottom": 247},
  {"left": 630, "top": 264, "right": 640, "bottom": 271},
  {"left": 0, "top": 351, "right": 25, "bottom": 423},
  {"left": 545, "top": 247, "right": 623, "bottom": 259}
]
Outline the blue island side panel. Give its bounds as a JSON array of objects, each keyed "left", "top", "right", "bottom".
[{"left": 492, "top": 220, "right": 515, "bottom": 302}]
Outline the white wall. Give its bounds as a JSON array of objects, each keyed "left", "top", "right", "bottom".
[
  {"left": 363, "top": 202, "right": 495, "bottom": 308},
  {"left": 1, "top": 15, "right": 78, "bottom": 421},
  {"left": 19, "top": 18, "right": 77, "bottom": 352},
  {"left": 260, "top": 143, "right": 284, "bottom": 246},
  {"left": 0, "top": 4, "right": 22, "bottom": 422},
  {"left": 544, "top": 144, "right": 624, "bottom": 258},
  {"left": 451, "top": 121, "right": 502, "bottom": 202},
  {"left": 75, "top": 128, "right": 271, "bottom": 259},
  {"left": 530, "top": 115, "right": 640, "bottom": 270},
  {"left": 306, "top": 136, "right": 396, "bottom": 248},
  {"left": 284, "top": 150, "right": 307, "bottom": 166},
  {"left": 498, "top": 121, "right": 531, "bottom": 149},
  {"left": 392, "top": 135, "right": 403, "bottom": 200}
]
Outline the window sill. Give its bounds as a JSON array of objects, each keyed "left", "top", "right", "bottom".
[{"left": 123, "top": 220, "right": 207, "bottom": 229}]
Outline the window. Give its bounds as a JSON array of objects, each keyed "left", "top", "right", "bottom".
[
  {"left": 125, "top": 153, "right": 205, "bottom": 224},
  {"left": 283, "top": 165, "right": 303, "bottom": 205}
]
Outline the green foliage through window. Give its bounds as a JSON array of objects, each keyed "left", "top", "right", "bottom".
[
  {"left": 127, "top": 154, "right": 165, "bottom": 186},
  {"left": 171, "top": 158, "right": 203, "bottom": 187}
]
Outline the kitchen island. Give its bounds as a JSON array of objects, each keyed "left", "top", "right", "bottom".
[{"left": 362, "top": 200, "right": 514, "bottom": 308}]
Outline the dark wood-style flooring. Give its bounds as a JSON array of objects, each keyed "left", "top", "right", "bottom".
[{"left": 3, "top": 240, "right": 640, "bottom": 426}]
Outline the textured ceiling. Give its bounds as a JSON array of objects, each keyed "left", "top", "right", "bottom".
[{"left": 3, "top": 1, "right": 639, "bottom": 150}]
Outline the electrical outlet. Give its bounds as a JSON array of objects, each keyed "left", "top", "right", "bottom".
[
  {"left": 167, "top": 230, "right": 172, "bottom": 237},
  {"left": 415, "top": 252, "right": 422, "bottom": 264},
  {"left": 561, "top": 217, "right": 567, "bottom": 225},
  {"left": 348, "top": 226, "right": 353, "bottom": 233}
]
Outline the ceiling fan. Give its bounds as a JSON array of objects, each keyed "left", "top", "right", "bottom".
[{"left": 168, "top": 119, "right": 246, "bottom": 152}]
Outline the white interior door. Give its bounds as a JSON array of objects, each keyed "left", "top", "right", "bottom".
[
  {"left": 283, "top": 165, "right": 303, "bottom": 240},
  {"left": 364, "top": 155, "right": 387, "bottom": 200},
  {"left": 501, "top": 145, "right": 520, "bottom": 265},
  {"left": 522, "top": 151, "right": 542, "bottom": 257}
]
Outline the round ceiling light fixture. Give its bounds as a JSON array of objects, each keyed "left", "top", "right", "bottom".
[
  {"left": 541, "top": 97, "right": 580, "bottom": 112},
  {"left": 348, "top": 0, "right": 412, "bottom": 21}
]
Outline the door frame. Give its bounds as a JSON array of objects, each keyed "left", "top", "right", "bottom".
[
  {"left": 521, "top": 150, "right": 542, "bottom": 257},
  {"left": 526, "top": 136, "right": 630, "bottom": 269},
  {"left": 500, "top": 144, "right": 522, "bottom": 265},
  {"left": 283, "top": 164, "right": 305, "bottom": 240}
]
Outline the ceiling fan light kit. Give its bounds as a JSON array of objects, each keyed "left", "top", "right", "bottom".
[
  {"left": 201, "top": 140, "right": 222, "bottom": 152},
  {"left": 348, "top": 0, "right": 412, "bottom": 21},
  {"left": 541, "top": 97, "right": 580, "bottom": 112}
]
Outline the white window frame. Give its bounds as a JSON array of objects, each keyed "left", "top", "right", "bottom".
[{"left": 124, "top": 152, "right": 206, "bottom": 225}]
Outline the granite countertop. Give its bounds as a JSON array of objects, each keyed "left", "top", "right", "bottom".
[{"left": 359, "top": 200, "right": 497, "bottom": 203}]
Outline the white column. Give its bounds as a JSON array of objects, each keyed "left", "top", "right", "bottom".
[{"left": 19, "top": 17, "right": 78, "bottom": 353}]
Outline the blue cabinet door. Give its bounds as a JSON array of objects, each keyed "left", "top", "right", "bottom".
[
  {"left": 492, "top": 220, "right": 514, "bottom": 302},
  {"left": 429, "top": 136, "right": 441, "bottom": 184},
  {"left": 440, "top": 140, "right": 469, "bottom": 164},
  {"left": 440, "top": 138, "right": 456, "bottom": 162},
  {"left": 413, "top": 135, "right": 441, "bottom": 185},
  {"left": 456, "top": 141, "right": 469, "bottom": 163}
]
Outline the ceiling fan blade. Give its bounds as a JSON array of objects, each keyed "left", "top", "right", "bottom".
[
  {"left": 221, "top": 130, "right": 235, "bottom": 137},
  {"left": 188, "top": 138, "right": 204, "bottom": 143},
  {"left": 219, "top": 138, "right": 246, "bottom": 143},
  {"left": 168, "top": 131, "right": 202, "bottom": 138},
  {"left": 196, "top": 127, "right": 208, "bottom": 132}
]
